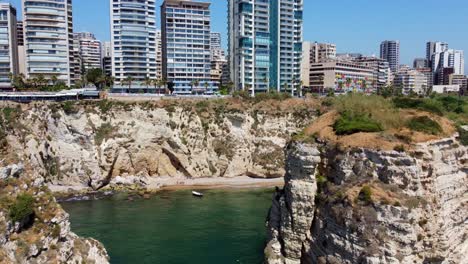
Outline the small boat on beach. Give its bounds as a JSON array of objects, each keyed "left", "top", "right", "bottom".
[{"left": 192, "top": 191, "right": 204, "bottom": 197}]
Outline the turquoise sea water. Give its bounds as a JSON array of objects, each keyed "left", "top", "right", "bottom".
[{"left": 61, "top": 189, "right": 274, "bottom": 264}]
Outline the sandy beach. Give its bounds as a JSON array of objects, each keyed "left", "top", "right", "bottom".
[{"left": 48, "top": 176, "right": 285, "bottom": 194}]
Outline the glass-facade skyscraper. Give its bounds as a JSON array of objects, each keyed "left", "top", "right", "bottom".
[{"left": 228, "top": 0, "right": 303, "bottom": 95}]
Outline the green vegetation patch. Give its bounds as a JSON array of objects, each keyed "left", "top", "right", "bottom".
[
  {"left": 457, "top": 126, "right": 468, "bottom": 146},
  {"left": 94, "top": 123, "right": 117, "bottom": 145},
  {"left": 393, "top": 97, "right": 444, "bottom": 115},
  {"left": 333, "top": 94, "right": 402, "bottom": 130},
  {"left": 407, "top": 116, "right": 442, "bottom": 135},
  {"left": 334, "top": 112, "right": 383, "bottom": 135},
  {"left": 358, "top": 185, "right": 373, "bottom": 204},
  {"left": 61, "top": 101, "right": 78, "bottom": 115},
  {"left": 9, "top": 194, "right": 35, "bottom": 223}
]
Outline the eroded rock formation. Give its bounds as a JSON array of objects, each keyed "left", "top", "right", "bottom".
[
  {"left": 0, "top": 100, "right": 315, "bottom": 190},
  {"left": 266, "top": 136, "right": 467, "bottom": 264},
  {"left": 0, "top": 165, "right": 109, "bottom": 263}
]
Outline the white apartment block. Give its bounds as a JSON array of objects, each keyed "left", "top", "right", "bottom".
[
  {"left": 22, "top": 0, "right": 74, "bottom": 86},
  {"left": 111, "top": 0, "right": 157, "bottom": 88},
  {"left": 0, "top": 3, "right": 19, "bottom": 90},
  {"left": 394, "top": 69, "right": 428, "bottom": 95},
  {"left": 228, "top": 0, "right": 303, "bottom": 95},
  {"left": 74, "top": 32, "right": 102, "bottom": 71},
  {"left": 161, "top": 0, "right": 215, "bottom": 95}
]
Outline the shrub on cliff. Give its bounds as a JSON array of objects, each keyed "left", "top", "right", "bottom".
[
  {"left": 334, "top": 112, "right": 383, "bottom": 135},
  {"left": 407, "top": 116, "right": 442, "bottom": 135},
  {"left": 358, "top": 185, "right": 373, "bottom": 204},
  {"left": 458, "top": 126, "right": 468, "bottom": 146},
  {"left": 9, "top": 193, "right": 35, "bottom": 223},
  {"left": 94, "top": 123, "right": 116, "bottom": 145}
]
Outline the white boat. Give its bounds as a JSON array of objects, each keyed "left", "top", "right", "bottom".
[{"left": 192, "top": 191, "right": 204, "bottom": 197}]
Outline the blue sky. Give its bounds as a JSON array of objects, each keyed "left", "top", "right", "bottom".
[{"left": 6, "top": 0, "right": 468, "bottom": 71}]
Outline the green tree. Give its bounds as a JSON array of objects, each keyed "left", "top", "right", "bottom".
[
  {"left": 37, "top": 74, "right": 47, "bottom": 90},
  {"left": 123, "top": 76, "right": 134, "bottom": 91},
  {"left": 86, "top": 68, "right": 104, "bottom": 88},
  {"left": 144, "top": 76, "right": 152, "bottom": 92}
]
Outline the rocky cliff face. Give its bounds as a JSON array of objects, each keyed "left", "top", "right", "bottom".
[
  {"left": 0, "top": 99, "right": 315, "bottom": 190},
  {"left": 265, "top": 136, "right": 467, "bottom": 264},
  {"left": 0, "top": 165, "right": 109, "bottom": 264}
]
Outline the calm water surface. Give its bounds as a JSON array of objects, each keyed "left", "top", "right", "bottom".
[{"left": 61, "top": 189, "right": 274, "bottom": 264}]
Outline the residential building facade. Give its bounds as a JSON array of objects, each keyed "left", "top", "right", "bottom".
[
  {"left": 394, "top": 69, "right": 428, "bottom": 95},
  {"left": 309, "top": 61, "right": 376, "bottom": 93},
  {"left": 354, "top": 56, "right": 391, "bottom": 90},
  {"left": 0, "top": 3, "right": 19, "bottom": 90},
  {"left": 102, "top": 41, "right": 112, "bottom": 76},
  {"left": 161, "top": 0, "right": 215, "bottom": 95},
  {"left": 228, "top": 0, "right": 303, "bottom": 95},
  {"left": 75, "top": 32, "right": 102, "bottom": 71},
  {"left": 155, "top": 29, "right": 162, "bottom": 79},
  {"left": 110, "top": 0, "right": 157, "bottom": 89},
  {"left": 426, "top": 41, "right": 448, "bottom": 68},
  {"left": 22, "top": 0, "right": 74, "bottom": 86},
  {"left": 380, "top": 40, "right": 400, "bottom": 73},
  {"left": 300, "top": 41, "right": 312, "bottom": 88},
  {"left": 310, "top": 42, "right": 336, "bottom": 63},
  {"left": 413, "top": 58, "right": 427, "bottom": 69}
]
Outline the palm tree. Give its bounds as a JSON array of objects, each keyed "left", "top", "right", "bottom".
[
  {"left": 37, "top": 74, "right": 47, "bottom": 90},
  {"left": 96, "top": 75, "right": 107, "bottom": 90},
  {"left": 144, "top": 76, "right": 152, "bottom": 93},
  {"left": 105, "top": 76, "right": 115, "bottom": 89},
  {"left": 51, "top": 75, "right": 58, "bottom": 87},
  {"left": 191, "top": 79, "right": 200, "bottom": 94},
  {"left": 204, "top": 81, "right": 209, "bottom": 93},
  {"left": 123, "top": 76, "right": 134, "bottom": 92},
  {"left": 282, "top": 83, "right": 288, "bottom": 94},
  {"left": 153, "top": 78, "right": 161, "bottom": 95}
]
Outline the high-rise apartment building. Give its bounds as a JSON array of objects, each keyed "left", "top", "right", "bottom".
[
  {"left": 380, "top": 40, "right": 400, "bottom": 73},
  {"left": 228, "top": 0, "right": 303, "bottom": 95},
  {"left": 426, "top": 41, "right": 448, "bottom": 68},
  {"left": 0, "top": 3, "right": 19, "bottom": 90},
  {"left": 74, "top": 32, "right": 102, "bottom": 71},
  {"left": 161, "top": 0, "right": 215, "bottom": 95},
  {"left": 300, "top": 41, "right": 312, "bottom": 88},
  {"left": 16, "top": 20, "right": 23, "bottom": 46},
  {"left": 102, "top": 41, "right": 112, "bottom": 76},
  {"left": 155, "top": 29, "right": 162, "bottom": 79},
  {"left": 16, "top": 20, "right": 26, "bottom": 75},
  {"left": 111, "top": 0, "right": 157, "bottom": 88},
  {"left": 210, "top": 32, "right": 221, "bottom": 49},
  {"left": 22, "top": 0, "right": 74, "bottom": 86},
  {"left": 210, "top": 32, "right": 226, "bottom": 87}
]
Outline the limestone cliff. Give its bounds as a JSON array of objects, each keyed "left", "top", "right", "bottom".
[
  {"left": 0, "top": 99, "right": 315, "bottom": 191},
  {"left": 265, "top": 135, "right": 467, "bottom": 264},
  {"left": 0, "top": 165, "right": 109, "bottom": 263}
]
